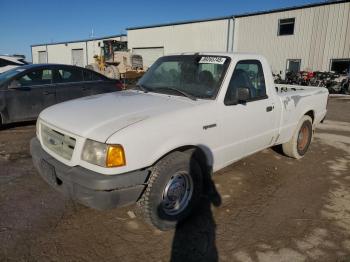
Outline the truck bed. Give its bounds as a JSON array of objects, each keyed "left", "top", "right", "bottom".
[
  {"left": 274, "top": 84, "right": 328, "bottom": 144},
  {"left": 275, "top": 84, "right": 326, "bottom": 96}
]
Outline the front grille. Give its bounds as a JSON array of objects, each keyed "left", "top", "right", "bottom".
[{"left": 41, "top": 124, "right": 76, "bottom": 160}]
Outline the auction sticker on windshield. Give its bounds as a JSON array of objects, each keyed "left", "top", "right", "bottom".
[{"left": 199, "top": 56, "right": 226, "bottom": 64}]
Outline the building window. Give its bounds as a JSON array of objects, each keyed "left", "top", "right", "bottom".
[
  {"left": 278, "top": 18, "right": 295, "bottom": 36},
  {"left": 330, "top": 59, "right": 350, "bottom": 74}
]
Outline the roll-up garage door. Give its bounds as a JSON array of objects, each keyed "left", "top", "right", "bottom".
[
  {"left": 38, "top": 51, "right": 47, "bottom": 64},
  {"left": 72, "top": 49, "right": 84, "bottom": 67},
  {"left": 132, "top": 47, "right": 164, "bottom": 67}
]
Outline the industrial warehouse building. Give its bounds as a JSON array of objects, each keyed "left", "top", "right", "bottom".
[
  {"left": 31, "top": 34, "right": 127, "bottom": 67},
  {"left": 32, "top": 0, "right": 350, "bottom": 76}
]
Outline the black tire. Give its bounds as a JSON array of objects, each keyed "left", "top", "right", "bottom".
[
  {"left": 345, "top": 83, "right": 350, "bottom": 95},
  {"left": 282, "top": 115, "right": 313, "bottom": 159},
  {"left": 137, "top": 151, "right": 203, "bottom": 231}
]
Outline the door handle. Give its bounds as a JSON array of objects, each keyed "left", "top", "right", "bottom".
[
  {"left": 266, "top": 106, "right": 274, "bottom": 112},
  {"left": 43, "top": 91, "right": 55, "bottom": 95}
]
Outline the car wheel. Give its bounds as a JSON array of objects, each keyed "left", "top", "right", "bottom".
[
  {"left": 282, "top": 115, "right": 313, "bottom": 159},
  {"left": 137, "top": 151, "right": 203, "bottom": 231}
]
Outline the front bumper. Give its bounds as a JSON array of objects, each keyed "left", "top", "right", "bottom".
[{"left": 30, "top": 138, "right": 149, "bottom": 210}]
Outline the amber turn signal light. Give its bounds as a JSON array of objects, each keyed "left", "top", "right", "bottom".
[{"left": 106, "top": 145, "right": 126, "bottom": 167}]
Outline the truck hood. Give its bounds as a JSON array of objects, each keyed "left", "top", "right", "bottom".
[{"left": 39, "top": 90, "right": 198, "bottom": 142}]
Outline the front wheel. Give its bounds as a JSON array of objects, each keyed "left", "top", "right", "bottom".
[
  {"left": 105, "top": 65, "right": 120, "bottom": 80},
  {"left": 137, "top": 151, "right": 203, "bottom": 231},
  {"left": 282, "top": 115, "right": 313, "bottom": 159}
]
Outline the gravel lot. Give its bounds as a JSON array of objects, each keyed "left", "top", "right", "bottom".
[{"left": 0, "top": 96, "right": 350, "bottom": 262}]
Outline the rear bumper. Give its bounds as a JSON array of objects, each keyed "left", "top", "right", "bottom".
[{"left": 30, "top": 137, "right": 149, "bottom": 210}]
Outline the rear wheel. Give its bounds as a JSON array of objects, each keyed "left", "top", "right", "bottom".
[
  {"left": 344, "top": 82, "right": 350, "bottom": 95},
  {"left": 282, "top": 115, "right": 313, "bottom": 159},
  {"left": 137, "top": 151, "right": 203, "bottom": 231}
]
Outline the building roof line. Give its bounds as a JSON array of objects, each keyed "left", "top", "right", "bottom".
[
  {"left": 126, "top": 15, "right": 234, "bottom": 31},
  {"left": 126, "top": 0, "right": 350, "bottom": 30},
  {"left": 234, "top": 0, "right": 350, "bottom": 18},
  {"left": 31, "top": 33, "right": 127, "bottom": 47}
]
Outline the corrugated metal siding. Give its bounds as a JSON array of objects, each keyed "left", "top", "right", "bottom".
[
  {"left": 127, "top": 19, "right": 230, "bottom": 66},
  {"left": 234, "top": 2, "right": 350, "bottom": 74}
]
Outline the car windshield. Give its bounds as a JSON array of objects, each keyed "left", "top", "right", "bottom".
[
  {"left": 0, "top": 67, "right": 24, "bottom": 85},
  {"left": 137, "top": 55, "right": 231, "bottom": 99}
]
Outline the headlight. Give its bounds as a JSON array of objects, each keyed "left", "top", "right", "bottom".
[{"left": 81, "top": 139, "right": 126, "bottom": 168}]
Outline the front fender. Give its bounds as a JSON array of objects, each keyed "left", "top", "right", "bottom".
[{"left": 106, "top": 107, "right": 218, "bottom": 174}]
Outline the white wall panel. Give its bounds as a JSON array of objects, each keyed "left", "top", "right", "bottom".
[
  {"left": 133, "top": 47, "right": 164, "bottom": 67},
  {"left": 127, "top": 19, "right": 231, "bottom": 66}
]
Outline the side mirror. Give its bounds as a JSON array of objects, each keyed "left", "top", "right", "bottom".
[
  {"left": 236, "top": 87, "right": 251, "bottom": 103},
  {"left": 8, "top": 80, "right": 21, "bottom": 90}
]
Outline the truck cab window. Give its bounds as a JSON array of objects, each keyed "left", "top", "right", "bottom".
[
  {"left": 225, "top": 60, "right": 266, "bottom": 104},
  {"left": 139, "top": 56, "right": 230, "bottom": 99}
]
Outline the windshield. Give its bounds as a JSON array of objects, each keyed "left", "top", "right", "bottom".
[
  {"left": 138, "top": 55, "right": 231, "bottom": 99},
  {"left": 0, "top": 67, "right": 24, "bottom": 85}
]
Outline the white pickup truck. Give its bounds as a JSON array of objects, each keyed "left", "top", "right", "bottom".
[{"left": 31, "top": 53, "right": 328, "bottom": 230}]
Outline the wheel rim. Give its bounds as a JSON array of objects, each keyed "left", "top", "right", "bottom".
[
  {"left": 161, "top": 171, "right": 193, "bottom": 215},
  {"left": 297, "top": 124, "right": 310, "bottom": 152}
]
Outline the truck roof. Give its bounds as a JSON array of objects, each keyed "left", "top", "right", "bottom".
[{"left": 165, "top": 52, "right": 267, "bottom": 60}]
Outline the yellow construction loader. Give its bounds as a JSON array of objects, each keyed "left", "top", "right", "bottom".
[{"left": 86, "top": 40, "right": 145, "bottom": 86}]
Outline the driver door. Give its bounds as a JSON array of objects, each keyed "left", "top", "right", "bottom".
[{"left": 217, "top": 60, "right": 277, "bottom": 168}]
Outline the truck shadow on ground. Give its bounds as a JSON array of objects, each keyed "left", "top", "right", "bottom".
[
  {"left": 166, "top": 149, "right": 222, "bottom": 262},
  {"left": 169, "top": 177, "right": 221, "bottom": 262}
]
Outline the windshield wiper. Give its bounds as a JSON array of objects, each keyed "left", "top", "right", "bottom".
[
  {"left": 135, "top": 84, "right": 149, "bottom": 93},
  {"left": 153, "top": 87, "right": 197, "bottom": 101}
]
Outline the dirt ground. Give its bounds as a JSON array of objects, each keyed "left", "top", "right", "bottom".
[{"left": 0, "top": 96, "right": 350, "bottom": 262}]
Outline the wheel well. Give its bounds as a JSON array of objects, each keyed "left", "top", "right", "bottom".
[
  {"left": 154, "top": 146, "right": 212, "bottom": 176},
  {"left": 305, "top": 110, "right": 315, "bottom": 123}
]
